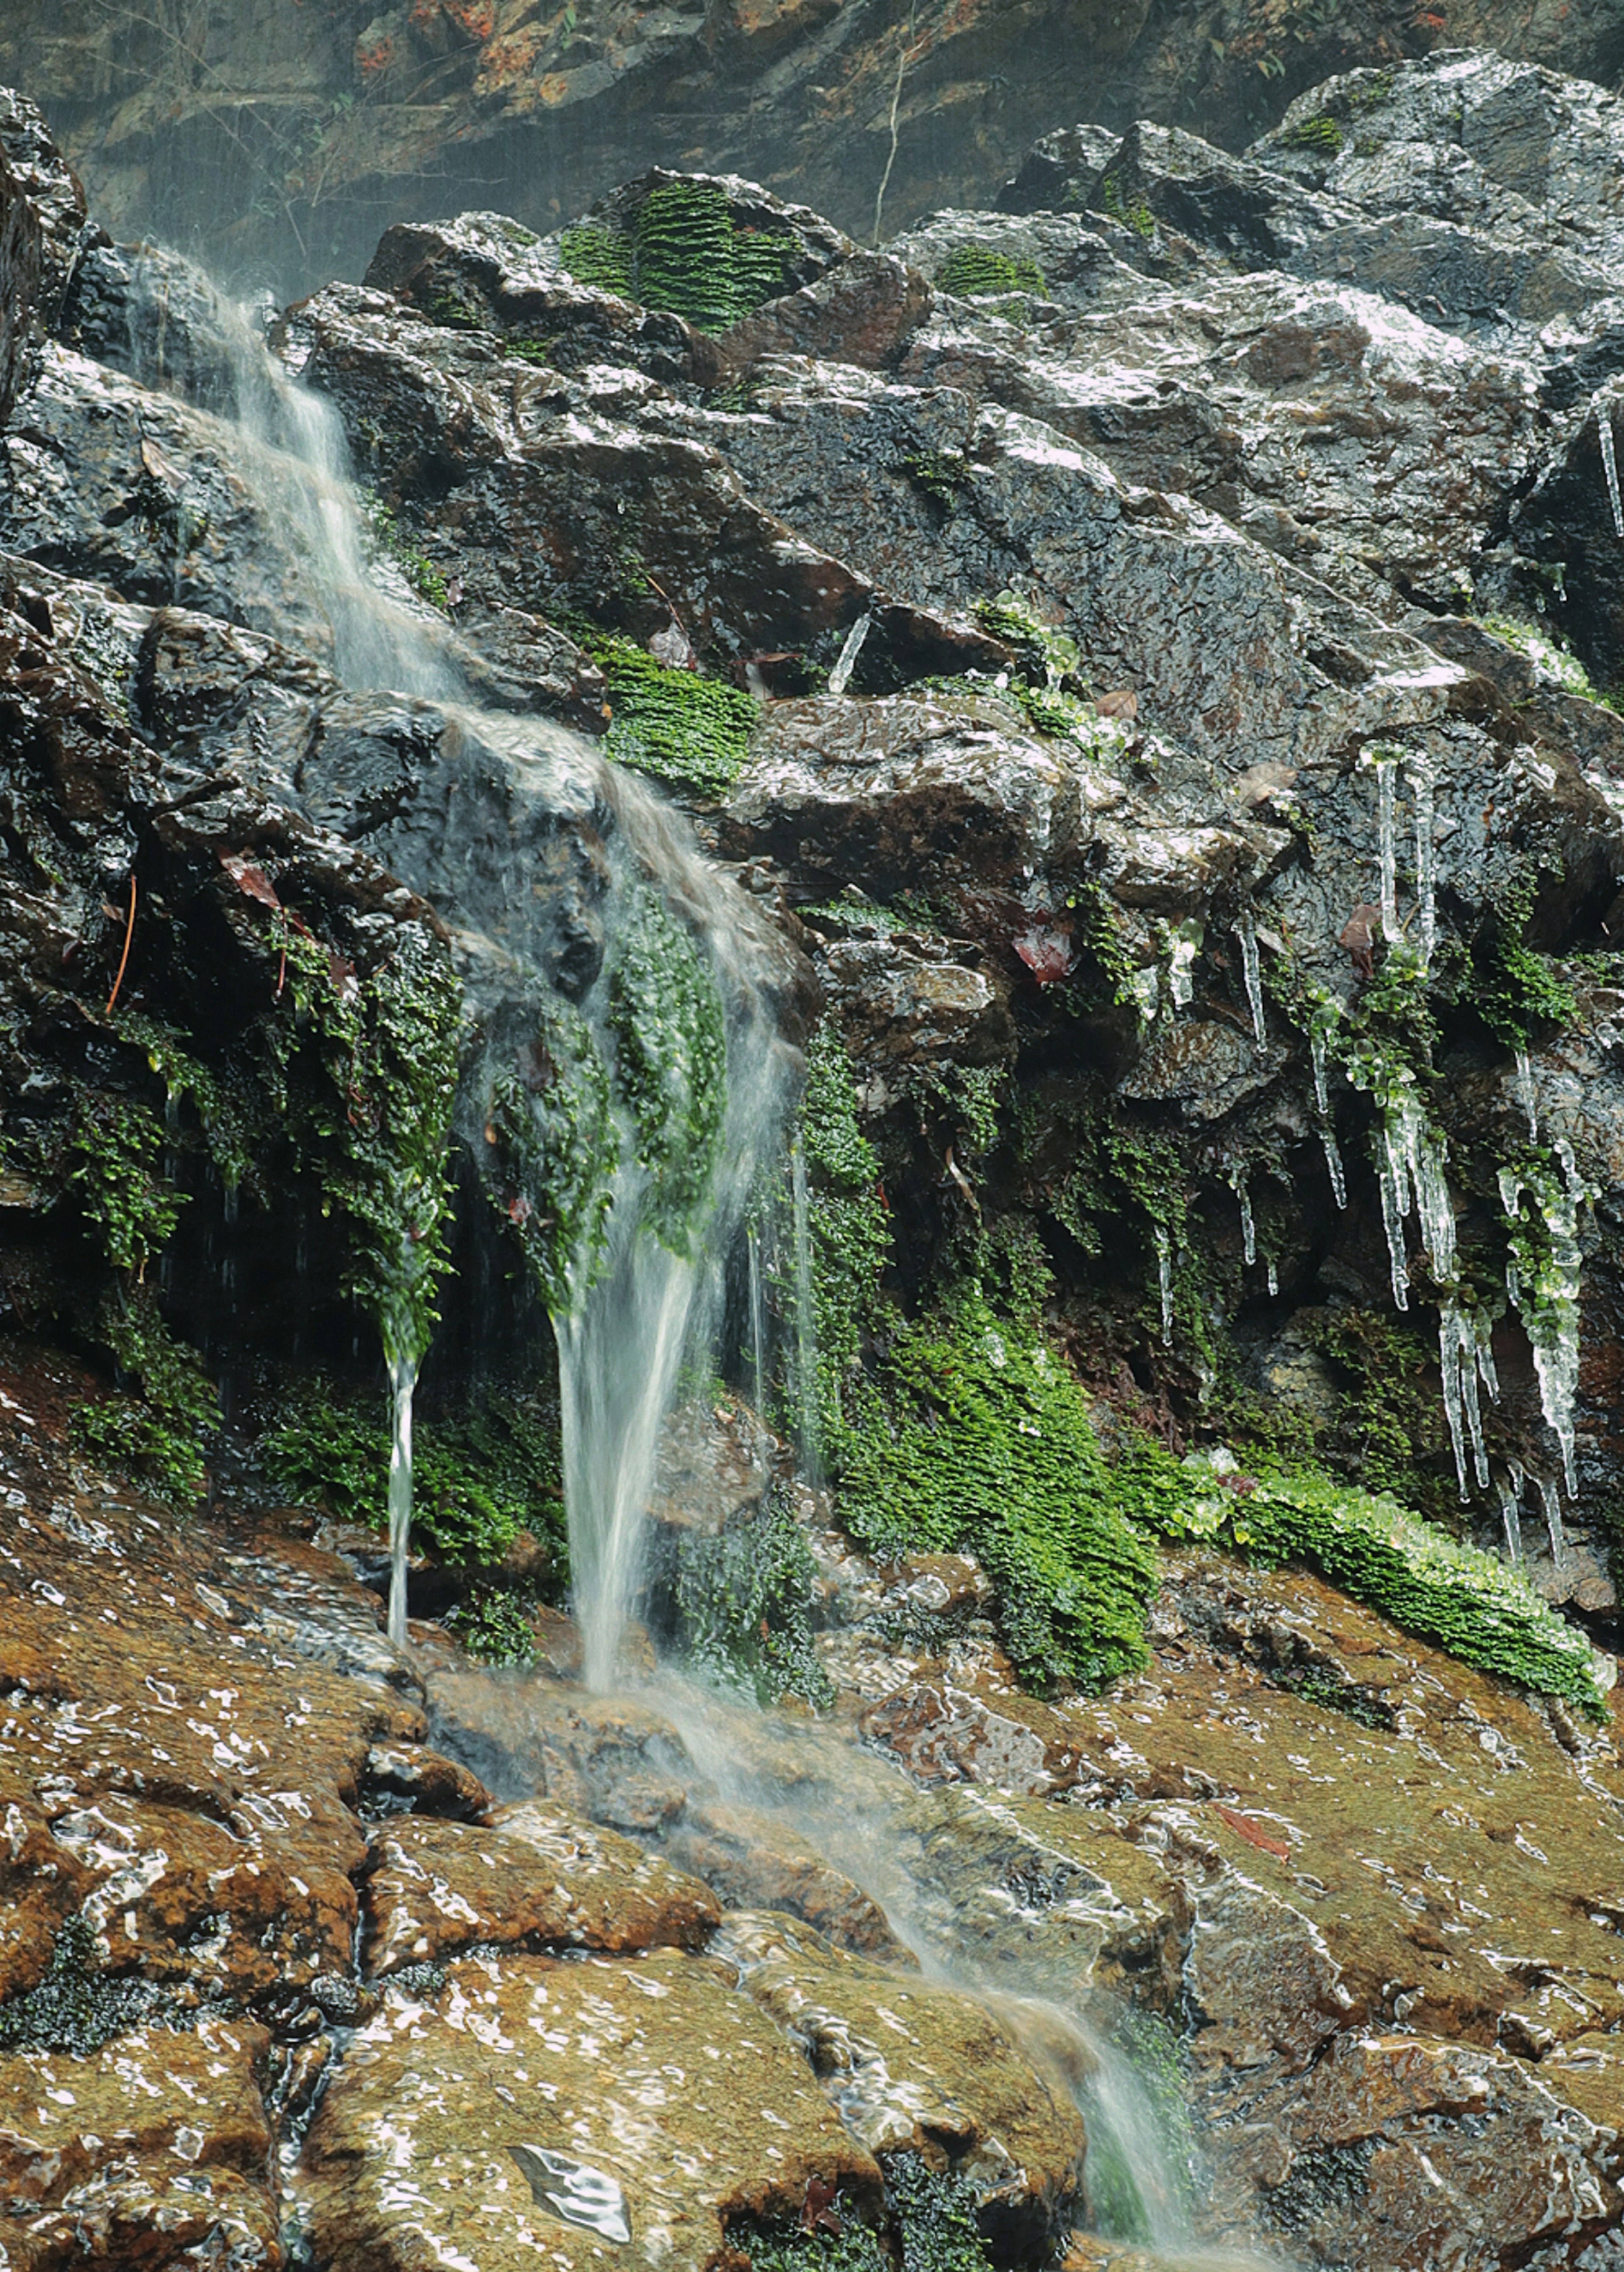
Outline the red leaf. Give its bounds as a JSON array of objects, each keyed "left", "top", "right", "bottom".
[
  {"left": 1215, "top": 1804, "right": 1290, "bottom": 1862},
  {"left": 219, "top": 852, "right": 282, "bottom": 911}
]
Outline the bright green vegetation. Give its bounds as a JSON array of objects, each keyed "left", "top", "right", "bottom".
[
  {"left": 1472, "top": 873, "right": 1575, "bottom": 1049},
  {"left": 562, "top": 185, "right": 792, "bottom": 332},
  {"left": 66, "top": 1093, "right": 185, "bottom": 1276},
  {"left": 500, "top": 337, "right": 553, "bottom": 366},
  {"left": 1478, "top": 614, "right": 1613, "bottom": 704},
  {"left": 1141, "top": 1450, "right": 1605, "bottom": 1712},
  {"left": 607, "top": 888, "right": 727, "bottom": 1256},
  {"left": 834, "top": 1292, "right": 1158, "bottom": 1694},
  {"left": 447, "top": 1584, "right": 539, "bottom": 1665},
  {"left": 0, "top": 1916, "right": 194, "bottom": 2056},
  {"left": 971, "top": 590, "right": 1100, "bottom": 744},
  {"left": 746, "top": 2151, "right": 991, "bottom": 2272},
  {"left": 936, "top": 244, "right": 1047, "bottom": 299},
  {"left": 1281, "top": 113, "right": 1344, "bottom": 154},
  {"left": 1099, "top": 172, "right": 1155, "bottom": 238},
  {"left": 297, "top": 926, "right": 462, "bottom": 1371},
  {"left": 557, "top": 225, "right": 635, "bottom": 298},
  {"left": 71, "top": 1286, "right": 218, "bottom": 1506},
  {"left": 266, "top": 1381, "right": 565, "bottom": 1574},
  {"left": 900, "top": 449, "right": 971, "bottom": 506},
  {"left": 587, "top": 632, "right": 761, "bottom": 797},
  {"left": 659, "top": 1486, "right": 833, "bottom": 1708},
  {"left": 479, "top": 1004, "right": 617, "bottom": 1313}
]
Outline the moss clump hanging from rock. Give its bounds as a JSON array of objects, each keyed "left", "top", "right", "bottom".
[
  {"left": 650, "top": 1486, "right": 833, "bottom": 1709},
  {"left": 607, "top": 886, "right": 727, "bottom": 1256},
  {"left": 474, "top": 1000, "right": 618, "bottom": 1313}
]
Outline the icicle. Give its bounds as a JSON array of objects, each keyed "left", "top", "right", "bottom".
[
  {"left": 1155, "top": 1224, "right": 1174, "bottom": 1348},
  {"left": 827, "top": 613, "right": 872, "bottom": 697},
  {"left": 1597, "top": 391, "right": 1624, "bottom": 541},
  {"left": 1233, "top": 918, "right": 1267, "bottom": 1047},
  {"left": 1168, "top": 933, "right": 1197, "bottom": 1009},
  {"left": 1376, "top": 756, "right": 1399, "bottom": 942},
  {"left": 1409, "top": 753, "right": 1436, "bottom": 969},
  {"left": 1514, "top": 1046, "right": 1538, "bottom": 1143},
  {"left": 1438, "top": 1301, "right": 1471, "bottom": 1501},
  {"left": 1538, "top": 1474, "right": 1566, "bottom": 1567},
  {"left": 1377, "top": 1115, "right": 1413, "bottom": 1312},
  {"left": 1474, "top": 1320, "right": 1500, "bottom": 1406},
  {"left": 1310, "top": 1028, "right": 1331, "bottom": 1119},
  {"left": 1266, "top": 1258, "right": 1278, "bottom": 1297},
  {"left": 1319, "top": 1124, "right": 1348, "bottom": 1210},
  {"left": 1497, "top": 1471, "right": 1523, "bottom": 1563},
  {"left": 1231, "top": 1165, "right": 1256, "bottom": 1267},
  {"left": 1500, "top": 1146, "right": 1586, "bottom": 1502}
]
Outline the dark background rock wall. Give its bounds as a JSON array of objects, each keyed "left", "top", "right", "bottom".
[{"left": 7, "top": 0, "right": 1624, "bottom": 296}]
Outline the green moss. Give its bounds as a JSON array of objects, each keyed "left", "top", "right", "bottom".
[
  {"left": 585, "top": 633, "right": 760, "bottom": 797},
  {"left": 1281, "top": 113, "right": 1344, "bottom": 154},
  {"left": 606, "top": 887, "right": 727, "bottom": 1257},
  {"left": 558, "top": 225, "right": 635, "bottom": 297},
  {"left": 500, "top": 337, "right": 554, "bottom": 366},
  {"left": 1141, "top": 1451, "right": 1604, "bottom": 1712},
  {"left": 565, "top": 186, "right": 793, "bottom": 333},
  {"left": 65, "top": 1093, "right": 185, "bottom": 1276},
  {"left": 1099, "top": 173, "right": 1155, "bottom": 238},
  {"left": 113, "top": 1012, "right": 262, "bottom": 1193},
  {"left": 831, "top": 1291, "right": 1158, "bottom": 1694},
  {"left": 1306, "top": 1309, "right": 1453, "bottom": 1518},
  {"left": 1472, "top": 873, "right": 1575, "bottom": 1049},
  {"left": 936, "top": 244, "right": 1047, "bottom": 299},
  {"left": 266, "top": 1381, "right": 565, "bottom": 1574},
  {"left": 477, "top": 1003, "right": 617, "bottom": 1312},
  {"left": 366, "top": 499, "right": 450, "bottom": 612},
  {"left": 447, "top": 1583, "right": 538, "bottom": 1666},
  {"left": 0, "top": 1916, "right": 191, "bottom": 2056},
  {"left": 655, "top": 1485, "right": 833, "bottom": 1709},
  {"left": 1479, "top": 614, "right": 1611, "bottom": 704},
  {"left": 744, "top": 2152, "right": 990, "bottom": 2272},
  {"left": 70, "top": 1284, "right": 219, "bottom": 1506}
]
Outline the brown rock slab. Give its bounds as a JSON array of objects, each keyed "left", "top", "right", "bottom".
[
  {"left": 0, "top": 2017, "right": 279, "bottom": 2268},
  {"left": 713, "top": 1909, "right": 1086, "bottom": 2256},
  {"left": 661, "top": 1797, "right": 909, "bottom": 1961},
  {"left": 360, "top": 1801, "right": 720, "bottom": 1977},
  {"left": 300, "top": 1948, "right": 884, "bottom": 2272}
]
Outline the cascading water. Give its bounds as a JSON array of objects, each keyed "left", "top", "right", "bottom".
[
  {"left": 115, "top": 252, "right": 801, "bottom": 1673},
  {"left": 1155, "top": 1223, "right": 1174, "bottom": 1348},
  {"left": 1374, "top": 751, "right": 1399, "bottom": 942},
  {"left": 1596, "top": 387, "right": 1624, "bottom": 541}
]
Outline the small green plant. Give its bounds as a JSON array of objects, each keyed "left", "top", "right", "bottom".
[
  {"left": 366, "top": 499, "right": 451, "bottom": 612},
  {"left": 1099, "top": 173, "right": 1155, "bottom": 238},
  {"left": 799, "top": 1020, "right": 892, "bottom": 1449},
  {"left": 937, "top": 244, "right": 1047, "bottom": 299},
  {"left": 900, "top": 449, "right": 970, "bottom": 507},
  {"left": 65, "top": 1094, "right": 185, "bottom": 1276},
  {"left": 1471, "top": 873, "right": 1575, "bottom": 1049}
]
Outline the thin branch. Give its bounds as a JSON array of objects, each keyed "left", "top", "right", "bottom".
[
  {"left": 872, "top": 3, "right": 919, "bottom": 248},
  {"left": 105, "top": 873, "right": 137, "bottom": 1016}
]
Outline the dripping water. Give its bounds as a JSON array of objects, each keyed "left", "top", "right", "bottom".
[
  {"left": 386, "top": 1352, "right": 415, "bottom": 1648},
  {"left": 1374, "top": 754, "right": 1399, "bottom": 942},
  {"left": 826, "top": 612, "right": 871, "bottom": 696},
  {"left": 1230, "top": 1166, "right": 1256, "bottom": 1268}
]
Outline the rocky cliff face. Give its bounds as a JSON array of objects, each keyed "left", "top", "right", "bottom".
[
  {"left": 5, "top": 0, "right": 1624, "bottom": 295},
  {"left": 5, "top": 44, "right": 1624, "bottom": 2272}
]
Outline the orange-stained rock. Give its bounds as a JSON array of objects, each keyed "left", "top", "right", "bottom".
[
  {"left": 299, "top": 1948, "right": 884, "bottom": 2272},
  {"left": 0, "top": 2016, "right": 279, "bottom": 2267},
  {"left": 359, "top": 1801, "right": 720, "bottom": 1976}
]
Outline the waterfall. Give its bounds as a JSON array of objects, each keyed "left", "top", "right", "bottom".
[
  {"left": 1232, "top": 918, "right": 1267, "bottom": 1046},
  {"left": 114, "top": 254, "right": 799, "bottom": 1675}
]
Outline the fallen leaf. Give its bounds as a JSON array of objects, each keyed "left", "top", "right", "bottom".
[
  {"left": 1215, "top": 1803, "right": 1290, "bottom": 1861},
  {"left": 219, "top": 852, "right": 282, "bottom": 910}
]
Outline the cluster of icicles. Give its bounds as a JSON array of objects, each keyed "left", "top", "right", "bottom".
[{"left": 1170, "top": 749, "right": 1588, "bottom": 1568}]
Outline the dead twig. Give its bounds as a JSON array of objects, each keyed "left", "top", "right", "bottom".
[{"left": 104, "top": 873, "right": 137, "bottom": 1016}]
